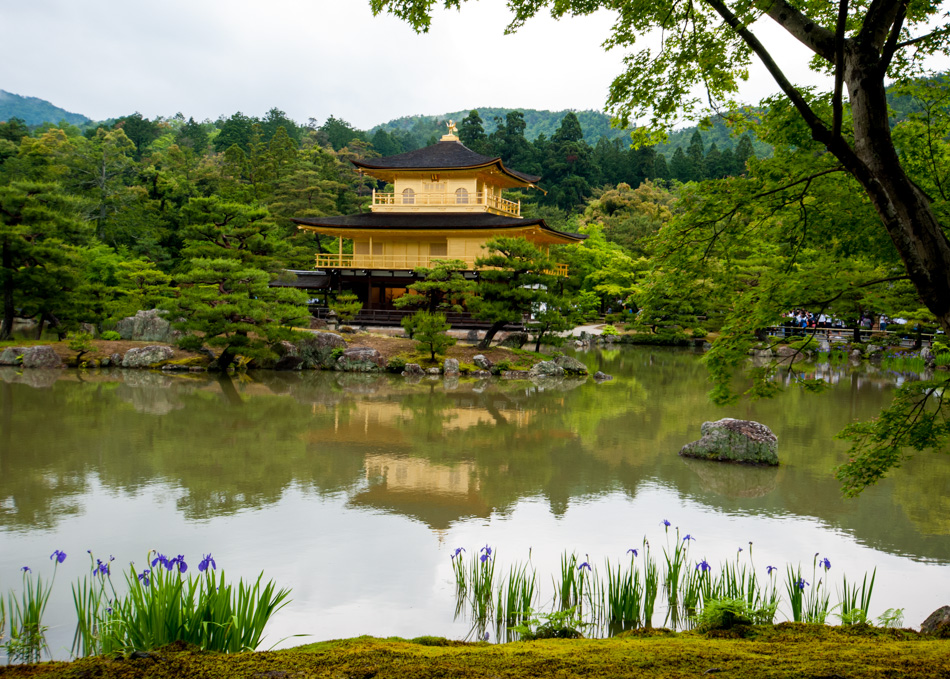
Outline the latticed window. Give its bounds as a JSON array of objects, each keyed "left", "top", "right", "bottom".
[
  {"left": 455, "top": 188, "right": 469, "bottom": 204},
  {"left": 402, "top": 188, "right": 415, "bottom": 204}
]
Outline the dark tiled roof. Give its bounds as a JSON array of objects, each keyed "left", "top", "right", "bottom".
[
  {"left": 292, "top": 212, "right": 586, "bottom": 241},
  {"left": 352, "top": 140, "right": 541, "bottom": 184}
]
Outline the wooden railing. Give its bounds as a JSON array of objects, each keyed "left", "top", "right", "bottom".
[
  {"left": 372, "top": 190, "right": 521, "bottom": 217},
  {"left": 311, "top": 306, "right": 526, "bottom": 330},
  {"left": 315, "top": 253, "right": 569, "bottom": 277}
]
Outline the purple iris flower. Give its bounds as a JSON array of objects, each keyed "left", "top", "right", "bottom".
[
  {"left": 480, "top": 545, "right": 492, "bottom": 557},
  {"left": 94, "top": 559, "right": 110, "bottom": 577},
  {"left": 796, "top": 578, "right": 809, "bottom": 590},
  {"left": 138, "top": 569, "right": 150, "bottom": 587},
  {"left": 21, "top": 566, "right": 31, "bottom": 573},
  {"left": 819, "top": 557, "right": 831, "bottom": 570},
  {"left": 738, "top": 547, "right": 743, "bottom": 553},
  {"left": 683, "top": 534, "right": 695, "bottom": 542},
  {"left": 169, "top": 555, "right": 188, "bottom": 573},
  {"left": 696, "top": 559, "right": 711, "bottom": 573},
  {"left": 627, "top": 548, "right": 638, "bottom": 557},
  {"left": 479, "top": 553, "right": 490, "bottom": 563},
  {"left": 198, "top": 554, "right": 216, "bottom": 573},
  {"left": 578, "top": 562, "right": 592, "bottom": 572},
  {"left": 151, "top": 553, "right": 169, "bottom": 569},
  {"left": 451, "top": 547, "right": 465, "bottom": 560},
  {"left": 50, "top": 549, "right": 67, "bottom": 564},
  {"left": 662, "top": 519, "right": 671, "bottom": 527},
  {"left": 767, "top": 565, "right": 776, "bottom": 575},
  {"left": 482, "top": 632, "right": 489, "bottom": 642}
]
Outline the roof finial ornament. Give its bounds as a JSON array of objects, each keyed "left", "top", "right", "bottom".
[{"left": 441, "top": 119, "right": 460, "bottom": 142}]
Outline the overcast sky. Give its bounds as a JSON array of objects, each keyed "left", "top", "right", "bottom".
[{"left": 2, "top": 0, "right": 939, "bottom": 131}]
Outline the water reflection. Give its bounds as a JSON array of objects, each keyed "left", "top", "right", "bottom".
[{"left": 1, "top": 353, "right": 947, "bottom": 560}]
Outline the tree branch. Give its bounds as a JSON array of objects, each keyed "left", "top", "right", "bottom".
[
  {"left": 895, "top": 26, "right": 950, "bottom": 49},
  {"left": 858, "top": 0, "right": 905, "bottom": 52},
  {"left": 879, "top": 0, "right": 908, "bottom": 71},
  {"left": 707, "top": 0, "right": 832, "bottom": 139},
  {"left": 756, "top": 0, "right": 836, "bottom": 61},
  {"left": 833, "top": 0, "right": 849, "bottom": 138}
]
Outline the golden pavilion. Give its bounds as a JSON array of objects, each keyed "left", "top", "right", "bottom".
[{"left": 291, "top": 122, "right": 585, "bottom": 315}]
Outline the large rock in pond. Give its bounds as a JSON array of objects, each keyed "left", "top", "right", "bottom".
[
  {"left": 499, "top": 332, "right": 529, "bottom": 348},
  {"left": 122, "top": 345, "right": 174, "bottom": 368},
  {"left": 115, "top": 309, "right": 179, "bottom": 343},
  {"left": 402, "top": 363, "right": 425, "bottom": 376},
  {"left": 679, "top": 418, "right": 779, "bottom": 465},
  {"left": 553, "top": 354, "right": 588, "bottom": 375},
  {"left": 528, "top": 360, "right": 565, "bottom": 378},
  {"left": 21, "top": 346, "right": 63, "bottom": 369},
  {"left": 443, "top": 358, "right": 460, "bottom": 376},
  {"left": 336, "top": 346, "right": 385, "bottom": 372},
  {"left": 921, "top": 606, "right": 950, "bottom": 634},
  {"left": 473, "top": 355, "right": 493, "bottom": 370}
]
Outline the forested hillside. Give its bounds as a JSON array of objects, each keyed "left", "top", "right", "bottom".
[{"left": 0, "top": 90, "right": 90, "bottom": 127}]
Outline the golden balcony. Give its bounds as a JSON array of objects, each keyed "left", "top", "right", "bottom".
[
  {"left": 314, "top": 253, "right": 568, "bottom": 277},
  {"left": 371, "top": 190, "right": 521, "bottom": 217}
]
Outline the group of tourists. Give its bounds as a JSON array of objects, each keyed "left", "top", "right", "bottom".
[{"left": 781, "top": 309, "right": 899, "bottom": 336}]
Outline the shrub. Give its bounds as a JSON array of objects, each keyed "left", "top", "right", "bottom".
[
  {"left": 690, "top": 327, "right": 708, "bottom": 339},
  {"left": 100, "top": 330, "right": 121, "bottom": 341},
  {"left": 329, "top": 292, "right": 362, "bottom": 323},
  {"left": 387, "top": 356, "right": 408, "bottom": 373},
  {"left": 601, "top": 325, "right": 619, "bottom": 337}
]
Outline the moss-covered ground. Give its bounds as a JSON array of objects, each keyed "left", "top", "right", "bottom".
[{"left": 2, "top": 625, "right": 948, "bottom": 678}]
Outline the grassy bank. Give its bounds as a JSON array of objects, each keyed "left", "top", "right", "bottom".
[{"left": 1, "top": 626, "right": 948, "bottom": 678}]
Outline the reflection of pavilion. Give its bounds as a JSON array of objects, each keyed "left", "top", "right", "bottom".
[
  {"left": 305, "top": 399, "right": 531, "bottom": 529},
  {"left": 349, "top": 454, "right": 492, "bottom": 530}
]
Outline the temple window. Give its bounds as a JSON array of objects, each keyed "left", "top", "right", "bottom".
[
  {"left": 402, "top": 188, "right": 415, "bottom": 204},
  {"left": 455, "top": 188, "right": 469, "bottom": 204}
]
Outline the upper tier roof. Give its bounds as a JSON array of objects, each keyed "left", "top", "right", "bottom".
[{"left": 352, "top": 140, "right": 541, "bottom": 185}]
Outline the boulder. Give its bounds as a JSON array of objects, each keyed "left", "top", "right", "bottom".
[
  {"left": 473, "top": 355, "right": 493, "bottom": 370},
  {"left": 501, "top": 369, "right": 531, "bottom": 379},
  {"left": 472, "top": 370, "right": 492, "bottom": 379},
  {"left": 593, "top": 371, "right": 613, "bottom": 381},
  {"left": 427, "top": 367, "right": 441, "bottom": 375},
  {"left": 775, "top": 345, "right": 806, "bottom": 362},
  {"left": 921, "top": 606, "right": 950, "bottom": 634},
  {"left": 309, "top": 317, "right": 329, "bottom": 330},
  {"left": 679, "top": 418, "right": 779, "bottom": 465},
  {"left": 110, "top": 353, "right": 123, "bottom": 367},
  {"left": 866, "top": 344, "right": 882, "bottom": 355},
  {"left": 115, "top": 309, "right": 179, "bottom": 343},
  {"left": 819, "top": 340, "right": 831, "bottom": 353},
  {"left": 921, "top": 346, "right": 934, "bottom": 363},
  {"left": 443, "top": 358, "right": 460, "bottom": 376},
  {"left": 0, "top": 346, "right": 27, "bottom": 366},
  {"left": 500, "top": 332, "right": 529, "bottom": 348},
  {"left": 466, "top": 330, "right": 480, "bottom": 342},
  {"left": 21, "top": 346, "right": 63, "bottom": 369},
  {"left": 850, "top": 349, "right": 863, "bottom": 359},
  {"left": 528, "top": 361, "right": 565, "bottom": 378},
  {"left": 122, "top": 345, "right": 174, "bottom": 368},
  {"left": 295, "top": 332, "right": 347, "bottom": 369},
  {"left": 336, "top": 346, "right": 385, "bottom": 372},
  {"left": 553, "top": 354, "right": 588, "bottom": 375},
  {"left": 402, "top": 363, "right": 425, "bottom": 376},
  {"left": 274, "top": 354, "right": 303, "bottom": 370}
]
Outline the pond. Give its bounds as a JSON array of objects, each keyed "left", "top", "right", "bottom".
[{"left": 0, "top": 346, "right": 947, "bottom": 659}]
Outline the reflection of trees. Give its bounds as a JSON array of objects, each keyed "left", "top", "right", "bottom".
[{"left": 1, "top": 352, "right": 947, "bottom": 562}]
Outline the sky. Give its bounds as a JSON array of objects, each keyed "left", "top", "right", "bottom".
[{"left": 0, "top": 0, "right": 923, "bottom": 131}]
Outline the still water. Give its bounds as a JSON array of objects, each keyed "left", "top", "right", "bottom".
[{"left": 0, "top": 346, "right": 947, "bottom": 657}]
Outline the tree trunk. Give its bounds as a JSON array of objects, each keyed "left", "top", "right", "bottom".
[
  {"left": 478, "top": 320, "right": 507, "bottom": 349},
  {"left": 840, "top": 49, "right": 950, "bottom": 336}
]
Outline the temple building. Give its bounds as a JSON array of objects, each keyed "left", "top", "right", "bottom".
[{"left": 291, "top": 122, "right": 585, "bottom": 321}]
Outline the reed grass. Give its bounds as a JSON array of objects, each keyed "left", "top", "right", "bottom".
[
  {"left": 4, "top": 552, "right": 65, "bottom": 664},
  {"left": 605, "top": 551, "right": 642, "bottom": 629},
  {"left": 837, "top": 569, "right": 876, "bottom": 625}
]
